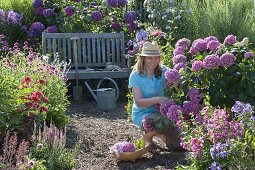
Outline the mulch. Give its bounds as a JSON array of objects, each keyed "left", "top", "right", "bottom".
[{"left": 66, "top": 99, "right": 187, "bottom": 170}]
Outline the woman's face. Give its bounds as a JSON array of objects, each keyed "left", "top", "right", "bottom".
[{"left": 144, "top": 56, "right": 160, "bottom": 72}]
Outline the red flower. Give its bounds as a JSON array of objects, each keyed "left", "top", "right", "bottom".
[
  {"left": 22, "top": 76, "right": 32, "bottom": 84},
  {"left": 39, "top": 106, "right": 48, "bottom": 112},
  {"left": 38, "top": 79, "right": 46, "bottom": 85}
]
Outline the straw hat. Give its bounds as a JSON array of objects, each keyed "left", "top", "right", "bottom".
[{"left": 140, "top": 42, "right": 161, "bottom": 57}]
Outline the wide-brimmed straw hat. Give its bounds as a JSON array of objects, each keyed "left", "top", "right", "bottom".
[{"left": 140, "top": 42, "right": 161, "bottom": 57}]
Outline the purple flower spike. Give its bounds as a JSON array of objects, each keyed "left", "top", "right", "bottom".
[
  {"left": 224, "top": 35, "right": 237, "bottom": 45},
  {"left": 91, "top": 11, "right": 102, "bottom": 22}
]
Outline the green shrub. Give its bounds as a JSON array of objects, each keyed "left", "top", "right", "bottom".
[{"left": 175, "top": 0, "right": 255, "bottom": 44}]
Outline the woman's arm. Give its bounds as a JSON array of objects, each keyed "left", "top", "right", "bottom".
[{"left": 132, "top": 87, "right": 168, "bottom": 108}]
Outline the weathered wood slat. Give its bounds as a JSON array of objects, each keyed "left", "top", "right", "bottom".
[
  {"left": 52, "top": 39, "right": 57, "bottom": 60},
  {"left": 63, "top": 39, "right": 67, "bottom": 62},
  {"left": 68, "top": 39, "right": 72, "bottom": 63},
  {"left": 102, "top": 39, "right": 106, "bottom": 63},
  {"left": 82, "top": 39, "right": 86, "bottom": 64},
  {"left": 43, "top": 33, "right": 123, "bottom": 39},
  {"left": 97, "top": 38, "right": 101, "bottom": 63},
  {"left": 106, "top": 39, "right": 110, "bottom": 63},
  {"left": 111, "top": 39, "right": 116, "bottom": 63},
  {"left": 92, "top": 38, "right": 96, "bottom": 64},
  {"left": 87, "top": 38, "right": 91, "bottom": 64},
  {"left": 57, "top": 39, "right": 62, "bottom": 60},
  {"left": 77, "top": 39, "right": 82, "bottom": 63},
  {"left": 116, "top": 38, "right": 120, "bottom": 63}
]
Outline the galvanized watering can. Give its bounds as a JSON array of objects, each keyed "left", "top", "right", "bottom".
[{"left": 84, "top": 77, "right": 119, "bottom": 111}]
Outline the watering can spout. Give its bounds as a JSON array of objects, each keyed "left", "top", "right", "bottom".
[{"left": 84, "top": 81, "right": 98, "bottom": 102}]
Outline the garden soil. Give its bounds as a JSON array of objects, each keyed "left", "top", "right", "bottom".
[{"left": 66, "top": 98, "right": 187, "bottom": 170}]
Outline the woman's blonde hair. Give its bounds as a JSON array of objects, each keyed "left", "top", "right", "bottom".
[{"left": 135, "top": 56, "right": 163, "bottom": 78}]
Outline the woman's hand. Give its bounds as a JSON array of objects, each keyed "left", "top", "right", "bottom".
[{"left": 156, "top": 96, "right": 169, "bottom": 105}]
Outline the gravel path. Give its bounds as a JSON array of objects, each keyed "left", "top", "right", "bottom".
[{"left": 66, "top": 99, "right": 186, "bottom": 170}]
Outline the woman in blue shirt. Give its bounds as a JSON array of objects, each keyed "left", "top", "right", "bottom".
[{"left": 129, "top": 42, "right": 169, "bottom": 146}]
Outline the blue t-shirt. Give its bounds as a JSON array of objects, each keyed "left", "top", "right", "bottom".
[{"left": 128, "top": 65, "right": 168, "bottom": 128}]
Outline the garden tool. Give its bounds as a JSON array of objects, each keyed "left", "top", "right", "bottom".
[{"left": 71, "top": 37, "right": 82, "bottom": 101}]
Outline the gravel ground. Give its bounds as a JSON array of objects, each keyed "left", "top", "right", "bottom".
[{"left": 66, "top": 99, "right": 187, "bottom": 170}]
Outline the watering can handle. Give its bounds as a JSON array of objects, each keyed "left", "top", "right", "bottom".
[{"left": 97, "top": 77, "right": 119, "bottom": 101}]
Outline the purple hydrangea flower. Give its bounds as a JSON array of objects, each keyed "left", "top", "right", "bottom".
[
  {"left": 173, "top": 46, "right": 186, "bottom": 56},
  {"left": 160, "top": 100, "right": 176, "bottom": 116},
  {"left": 111, "top": 22, "right": 121, "bottom": 31},
  {"left": 189, "top": 46, "right": 197, "bottom": 55},
  {"left": 118, "top": 0, "right": 127, "bottom": 7},
  {"left": 142, "top": 117, "right": 155, "bottom": 131},
  {"left": 173, "top": 62, "right": 185, "bottom": 71},
  {"left": 36, "top": 6, "right": 44, "bottom": 16},
  {"left": 46, "top": 25, "right": 57, "bottom": 33},
  {"left": 188, "top": 88, "right": 203, "bottom": 102},
  {"left": 224, "top": 35, "right": 237, "bottom": 45},
  {"left": 220, "top": 52, "right": 236, "bottom": 68},
  {"left": 7, "top": 10, "right": 23, "bottom": 26},
  {"left": 172, "top": 54, "right": 187, "bottom": 64},
  {"left": 203, "top": 54, "right": 221, "bottom": 69},
  {"left": 127, "top": 22, "right": 137, "bottom": 32},
  {"left": 166, "top": 104, "right": 182, "bottom": 122},
  {"left": 165, "top": 69, "right": 181, "bottom": 86},
  {"left": 244, "top": 51, "right": 254, "bottom": 59},
  {"left": 107, "top": 0, "right": 118, "bottom": 8},
  {"left": 32, "top": 0, "right": 42, "bottom": 8},
  {"left": 64, "top": 6, "right": 75, "bottom": 17},
  {"left": 175, "top": 38, "right": 191, "bottom": 49},
  {"left": 91, "top": 10, "right": 102, "bottom": 22},
  {"left": 124, "top": 11, "right": 137, "bottom": 24},
  {"left": 28, "top": 22, "right": 45, "bottom": 37},
  {"left": 192, "top": 38, "right": 207, "bottom": 51},
  {"left": 182, "top": 101, "right": 201, "bottom": 115},
  {"left": 136, "top": 29, "right": 147, "bottom": 42},
  {"left": 43, "top": 8, "right": 54, "bottom": 17},
  {"left": 207, "top": 40, "right": 220, "bottom": 51},
  {"left": 109, "top": 141, "right": 136, "bottom": 157},
  {"left": 204, "top": 36, "right": 218, "bottom": 44},
  {"left": 192, "top": 60, "right": 204, "bottom": 72}
]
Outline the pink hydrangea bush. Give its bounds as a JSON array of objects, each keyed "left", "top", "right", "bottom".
[{"left": 166, "top": 35, "right": 255, "bottom": 109}]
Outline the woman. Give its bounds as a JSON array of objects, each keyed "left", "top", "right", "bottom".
[{"left": 129, "top": 41, "right": 169, "bottom": 146}]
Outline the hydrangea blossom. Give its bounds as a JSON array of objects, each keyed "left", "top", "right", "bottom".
[
  {"left": 43, "top": 8, "right": 54, "bottom": 17},
  {"left": 192, "top": 38, "right": 207, "bottom": 51},
  {"left": 204, "top": 36, "right": 218, "bottom": 44},
  {"left": 173, "top": 62, "right": 185, "bottom": 71},
  {"left": 46, "top": 26, "right": 58, "bottom": 33},
  {"left": 91, "top": 10, "right": 102, "bottom": 22},
  {"left": 127, "top": 22, "right": 137, "bottom": 32},
  {"left": 175, "top": 38, "right": 190, "bottom": 49},
  {"left": 224, "top": 35, "right": 237, "bottom": 45},
  {"left": 172, "top": 54, "right": 187, "bottom": 64},
  {"left": 7, "top": 10, "right": 23, "bottom": 26},
  {"left": 28, "top": 22, "right": 45, "bottom": 37},
  {"left": 191, "top": 60, "right": 204, "bottom": 72},
  {"left": 244, "top": 51, "right": 254, "bottom": 59},
  {"left": 32, "top": 0, "right": 42, "bottom": 8},
  {"left": 207, "top": 40, "right": 220, "bottom": 51},
  {"left": 111, "top": 22, "right": 121, "bottom": 31},
  {"left": 36, "top": 6, "right": 44, "bottom": 16},
  {"left": 109, "top": 141, "right": 136, "bottom": 157},
  {"left": 173, "top": 46, "right": 186, "bottom": 56},
  {"left": 220, "top": 52, "right": 236, "bottom": 68},
  {"left": 188, "top": 88, "right": 203, "bottom": 103},
  {"left": 118, "top": 0, "right": 127, "bottom": 7},
  {"left": 124, "top": 11, "right": 137, "bottom": 24},
  {"left": 64, "top": 6, "right": 75, "bottom": 17},
  {"left": 136, "top": 29, "right": 147, "bottom": 42},
  {"left": 203, "top": 54, "right": 221, "bottom": 69},
  {"left": 165, "top": 69, "right": 181, "bottom": 86},
  {"left": 160, "top": 99, "right": 176, "bottom": 116},
  {"left": 107, "top": 0, "right": 118, "bottom": 8},
  {"left": 182, "top": 101, "right": 201, "bottom": 115},
  {"left": 166, "top": 104, "right": 182, "bottom": 122}
]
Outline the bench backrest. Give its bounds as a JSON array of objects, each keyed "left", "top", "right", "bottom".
[{"left": 42, "top": 32, "right": 126, "bottom": 68}]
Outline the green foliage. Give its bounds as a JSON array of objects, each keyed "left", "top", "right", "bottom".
[
  {"left": 175, "top": 0, "right": 255, "bottom": 45},
  {"left": 0, "top": 46, "right": 69, "bottom": 139},
  {"left": 31, "top": 143, "right": 79, "bottom": 170}
]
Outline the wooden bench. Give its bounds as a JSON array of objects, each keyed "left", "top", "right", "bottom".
[{"left": 42, "top": 32, "right": 131, "bottom": 80}]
